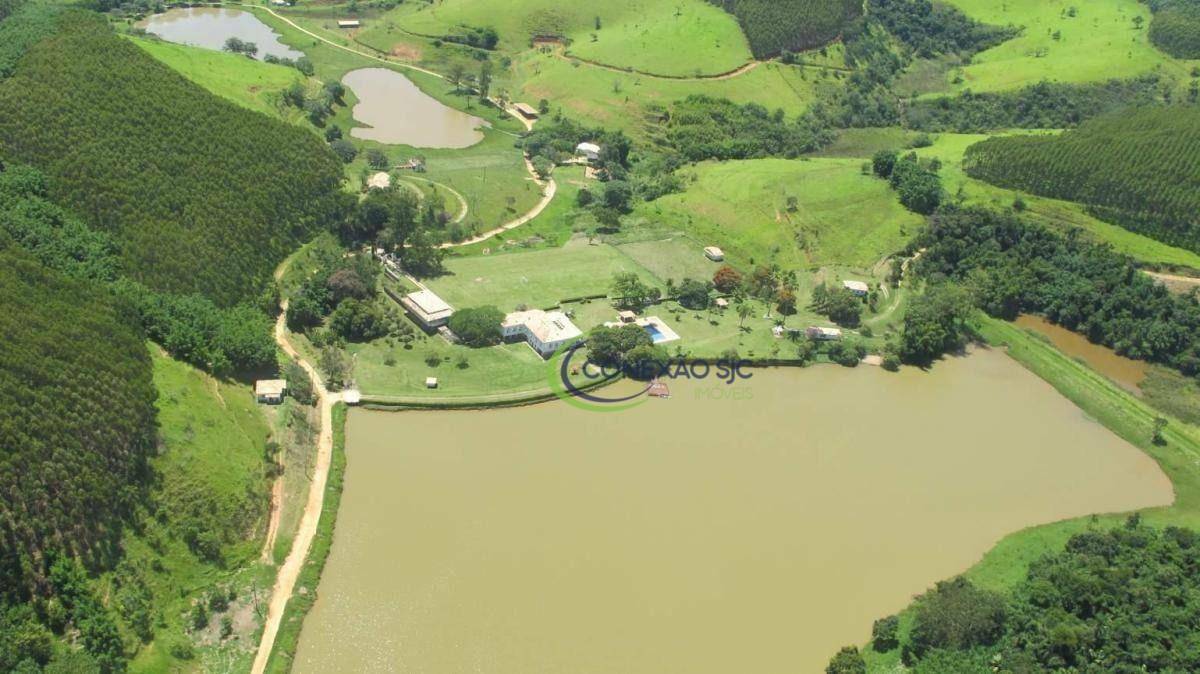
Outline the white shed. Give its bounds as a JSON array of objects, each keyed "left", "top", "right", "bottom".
[{"left": 575, "top": 142, "right": 601, "bottom": 162}]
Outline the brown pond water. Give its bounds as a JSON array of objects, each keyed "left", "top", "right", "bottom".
[
  {"left": 293, "top": 349, "right": 1171, "bottom": 673},
  {"left": 136, "top": 8, "right": 304, "bottom": 61},
  {"left": 342, "top": 68, "right": 487, "bottom": 148},
  {"left": 1015, "top": 314, "right": 1148, "bottom": 393}
]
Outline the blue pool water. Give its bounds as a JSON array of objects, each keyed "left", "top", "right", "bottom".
[{"left": 644, "top": 324, "right": 667, "bottom": 343}]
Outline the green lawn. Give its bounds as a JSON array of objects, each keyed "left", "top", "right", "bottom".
[
  {"left": 428, "top": 238, "right": 661, "bottom": 309},
  {"left": 638, "top": 157, "right": 924, "bottom": 271},
  {"left": 385, "top": 0, "right": 752, "bottom": 76},
  {"left": 129, "top": 35, "right": 306, "bottom": 120},
  {"left": 913, "top": 133, "right": 1200, "bottom": 270},
  {"left": 936, "top": 0, "right": 1198, "bottom": 94}
]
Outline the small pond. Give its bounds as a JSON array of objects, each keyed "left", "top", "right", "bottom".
[
  {"left": 1015, "top": 314, "right": 1148, "bottom": 393},
  {"left": 342, "top": 67, "right": 487, "bottom": 148},
  {"left": 136, "top": 8, "right": 304, "bottom": 61}
]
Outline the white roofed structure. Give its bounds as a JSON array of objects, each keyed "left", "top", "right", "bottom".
[
  {"left": 502, "top": 309, "right": 582, "bottom": 357},
  {"left": 367, "top": 172, "right": 391, "bottom": 190},
  {"left": 843, "top": 280, "right": 870, "bottom": 296},
  {"left": 575, "top": 142, "right": 601, "bottom": 162},
  {"left": 401, "top": 289, "right": 454, "bottom": 329}
]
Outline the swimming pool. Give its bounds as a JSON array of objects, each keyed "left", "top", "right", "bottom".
[{"left": 644, "top": 324, "right": 668, "bottom": 344}]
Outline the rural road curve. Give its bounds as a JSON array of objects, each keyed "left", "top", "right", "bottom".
[{"left": 251, "top": 260, "right": 342, "bottom": 674}]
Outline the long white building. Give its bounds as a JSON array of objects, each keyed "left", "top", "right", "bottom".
[{"left": 502, "top": 309, "right": 582, "bottom": 358}]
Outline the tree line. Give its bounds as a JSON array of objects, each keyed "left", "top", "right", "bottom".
[
  {"left": 1147, "top": 0, "right": 1200, "bottom": 58},
  {"left": 706, "top": 0, "right": 862, "bottom": 57}
]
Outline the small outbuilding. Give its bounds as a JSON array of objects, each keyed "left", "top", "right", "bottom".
[
  {"left": 714, "top": 297, "right": 729, "bottom": 309},
  {"left": 806, "top": 326, "right": 843, "bottom": 341},
  {"left": 704, "top": 246, "right": 725, "bottom": 262},
  {"left": 367, "top": 172, "right": 391, "bottom": 190},
  {"left": 401, "top": 289, "right": 454, "bottom": 330},
  {"left": 575, "top": 142, "right": 601, "bottom": 162},
  {"left": 425, "top": 377, "right": 439, "bottom": 389},
  {"left": 337, "top": 19, "right": 361, "bottom": 28},
  {"left": 513, "top": 102, "right": 539, "bottom": 120},
  {"left": 843, "top": 280, "right": 870, "bottom": 296},
  {"left": 617, "top": 310, "right": 638, "bottom": 324},
  {"left": 255, "top": 379, "right": 287, "bottom": 404}
]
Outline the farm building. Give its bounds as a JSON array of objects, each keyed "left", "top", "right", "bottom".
[
  {"left": 843, "top": 280, "right": 870, "bottom": 296},
  {"left": 337, "top": 19, "right": 360, "bottom": 28},
  {"left": 270, "top": 0, "right": 288, "bottom": 6},
  {"left": 255, "top": 379, "right": 287, "bottom": 404},
  {"left": 715, "top": 297, "right": 729, "bottom": 309},
  {"left": 575, "top": 142, "right": 601, "bottom": 162},
  {"left": 704, "top": 246, "right": 725, "bottom": 262},
  {"left": 502, "top": 309, "right": 583, "bottom": 357},
  {"left": 618, "top": 310, "right": 638, "bottom": 324},
  {"left": 367, "top": 172, "right": 391, "bottom": 190},
  {"left": 425, "top": 377, "right": 438, "bottom": 389},
  {"left": 513, "top": 103, "right": 539, "bottom": 120},
  {"left": 807, "top": 326, "right": 843, "bottom": 341},
  {"left": 401, "top": 289, "right": 454, "bottom": 329}
]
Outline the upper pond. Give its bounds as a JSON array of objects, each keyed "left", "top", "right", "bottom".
[
  {"left": 293, "top": 349, "right": 1172, "bottom": 673},
  {"left": 341, "top": 68, "right": 487, "bottom": 148},
  {"left": 136, "top": 8, "right": 304, "bottom": 61}
]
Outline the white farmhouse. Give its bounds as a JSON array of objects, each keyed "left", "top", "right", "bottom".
[
  {"left": 502, "top": 309, "right": 583, "bottom": 358},
  {"left": 401, "top": 289, "right": 454, "bottom": 329},
  {"left": 575, "top": 142, "right": 601, "bottom": 163},
  {"left": 843, "top": 279, "right": 870, "bottom": 296}
]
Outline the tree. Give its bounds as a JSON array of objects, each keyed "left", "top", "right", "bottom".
[
  {"left": 811, "top": 284, "right": 863, "bottom": 327},
  {"left": 899, "top": 285, "right": 974, "bottom": 365},
  {"left": 318, "top": 346, "right": 351, "bottom": 390},
  {"left": 330, "top": 138, "right": 358, "bottom": 163},
  {"left": 826, "top": 646, "right": 866, "bottom": 674},
  {"left": 776, "top": 287, "right": 797, "bottom": 315},
  {"left": 872, "top": 615, "right": 900, "bottom": 651},
  {"left": 712, "top": 265, "right": 743, "bottom": 293},
  {"left": 611, "top": 272, "right": 659, "bottom": 310},
  {"left": 624, "top": 344, "right": 670, "bottom": 380},
  {"left": 448, "top": 306, "right": 504, "bottom": 347},
  {"left": 284, "top": 361, "right": 315, "bottom": 405},
  {"left": 601, "top": 179, "right": 632, "bottom": 212},
  {"left": 908, "top": 577, "right": 1006, "bottom": 659},
  {"left": 329, "top": 299, "right": 387, "bottom": 341},
  {"left": 736, "top": 300, "right": 754, "bottom": 327},
  {"left": 587, "top": 324, "right": 652, "bottom": 367},
  {"left": 478, "top": 61, "right": 492, "bottom": 102},
  {"left": 1153, "top": 416, "right": 1168, "bottom": 445},
  {"left": 366, "top": 148, "right": 389, "bottom": 170},
  {"left": 326, "top": 267, "right": 372, "bottom": 304},
  {"left": 872, "top": 149, "right": 899, "bottom": 178},
  {"left": 676, "top": 278, "right": 712, "bottom": 309}
]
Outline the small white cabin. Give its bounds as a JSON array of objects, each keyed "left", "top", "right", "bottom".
[
  {"left": 575, "top": 142, "right": 601, "bottom": 162},
  {"left": 337, "top": 19, "right": 361, "bottom": 28},
  {"left": 843, "top": 280, "right": 870, "bottom": 296},
  {"left": 704, "top": 246, "right": 725, "bottom": 262}
]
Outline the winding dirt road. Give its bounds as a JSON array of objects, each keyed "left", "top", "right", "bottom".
[{"left": 251, "top": 261, "right": 342, "bottom": 674}]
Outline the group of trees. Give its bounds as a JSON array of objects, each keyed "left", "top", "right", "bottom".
[
  {"left": 872, "top": 149, "right": 943, "bottom": 214},
  {"left": 0, "top": 11, "right": 347, "bottom": 306},
  {"left": 664, "top": 95, "right": 836, "bottom": 161},
  {"left": 283, "top": 78, "right": 347, "bottom": 129},
  {"left": 916, "top": 206, "right": 1200, "bottom": 374},
  {"left": 344, "top": 185, "right": 446, "bottom": 276},
  {"left": 442, "top": 24, "right": 498, "bottom": 50},
  {"left": 963, "top": 106, "right": 1200, "bottom": 252},
  {"left": 0, "top": 244, "right": 156, "bottom": 672},
  {"left": 838, "top": 522, "right": 1200, "bottom": 672},
  {"left": 286, "top": 251, "right": 380, "bottom": 337},
  {"left": 706, "top": 0, "right": 862, "bottom": 57},
  {"left": 448, "top": 306, "right": 505, "bottom": 347},
  {"left": 1147, "top": 0, "right": 1200, "bottom": 58},
  {"left": 811, "top": 283, "right": 864, "bottom": 327},
  {"left": 867, "top": 0, "right": 1016, "bottom": 58},
  {"left": 587, "top": 324, "right": 668, "bottom": 380}
]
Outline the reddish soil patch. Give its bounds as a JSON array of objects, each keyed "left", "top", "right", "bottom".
[{"left": 390, "top": 42, "right": 422, "bottom": 61}]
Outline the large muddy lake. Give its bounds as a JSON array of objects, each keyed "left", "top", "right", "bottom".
[
  {"left": 342, "top": 67, "right": 487, "bottom": 147},
  {"left": 136, "top": 8, "right": 303, "bottom": 61},
  {"left": 1015, "top": 314, "right": 1148, "bottom": 393},
  {"left": 293, "top": 348, "right": 1172, "bottom": 673}
]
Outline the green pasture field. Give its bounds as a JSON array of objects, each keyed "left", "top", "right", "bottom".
[
  {"left": 866, "top": 316, "right": 1200, "bottom": 669},
  {"left": 913, "top": 133, "right": 1200, "bottom": 270},
  {"left": 428, "top": 238, "right": 661, "bottom": 309},
  {"left": 123, "top": 350, "right": 276, "bottom": 673},
  {"left": 385, "top": 0, "right": 752, "bottom": 76},
  {"left": 515, "top": 51, "right": 819, "bottom": 136},
  {"left": 637, "top": 157, "right": 923, "bottom": 271},
  {"left": 936, "top": 0, "right": 1198, "bottom": 94},
  {"left": 129, "top": 36, "right": 305, "bottom": 120}
]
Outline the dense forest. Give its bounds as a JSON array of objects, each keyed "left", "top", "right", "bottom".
[
  {"left": 1148, "top": 0, "right": 1200, "bottom": 58},
  {"left": 867, "top": 0, "right": 1016, "bottom": 58},
  {"left": 0, "top": 10, "right": 347, "bottom": 306},
  {"left": 963, "top": 106, "right": 1200, "bottom": 252},
  {"left": 664, "top": 95, "right": 834, "bottom": 161},
  {"left": 844, "top": 522, "right": 1200, "bottom": 672},
  {"left": 0, "top": 242, "right": 157, "bottom": 671},
  {"left": 706, "top": 0, "right": 861, "bottom": 57},
  {"left": 914, "top": 206, "right": 1200, "bottom": 374}
]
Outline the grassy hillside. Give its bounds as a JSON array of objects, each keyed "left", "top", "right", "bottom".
[
  {"left": 130, "top": 36, "right": 304, "bottom": 119},
  {"left": 388, "top": 0, "right": 752, "bottom": 76},
  {"left": 0, "top": 11, "right": 345, "bottom": 306},
  {"left": 639, "top": 157, "right": 923, "bottom": 270},
  {"left": 708, "top": 0, "right": 862, "bottom": 57},
  {"left": 934, "top": 0, "right": 1191, "bottom": 93},
  {"left": 962, "top": 107, "right": 1200, "bottom": 253}
]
